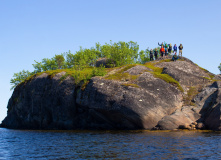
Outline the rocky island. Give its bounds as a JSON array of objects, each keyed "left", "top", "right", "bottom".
[{"left": 1, "top": 57, "right": 221, "bottom": 130}]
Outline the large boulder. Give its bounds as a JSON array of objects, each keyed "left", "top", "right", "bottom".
[
  {"left": 1, "top": 57, "right": 221, "bottom": 130},
  {"left": 194, "top": 81, "right": 221, "bottom": 130},
  {"left": 76, "top": 71, "right": 182, "bottom": 129},
  {"left": 156, "top": 106, "right": 201, "bottom": 130}
]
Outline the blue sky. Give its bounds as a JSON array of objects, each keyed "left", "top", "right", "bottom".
[{"left": 0, "top": 0, "right": 221, "bottom": 122}]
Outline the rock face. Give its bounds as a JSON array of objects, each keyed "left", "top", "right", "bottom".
[
  {"left": 194, "top": 81, "right": 221, "bottom": 130},
  {"left": 1, "top": 72, "right": 77, "bottom": 129},
  {"left": 1, "top": 57, "right": 221, "bottom": 130},
  {"left": 156, "top": 59, "right": 210, "bottom": 87}
]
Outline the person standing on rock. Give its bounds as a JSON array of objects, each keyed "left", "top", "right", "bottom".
[
  {"left": 149, "top": 49, "right": 154, "bottom": 61},
  {"left": 164, "top": 43, "right": 169, "bottom": 58},
  {"left": 160, "top": 46, "right": 165, "bottom": 58},
  {"left": 179, "top": 44, "right": 183, "bottom": 57},
  {"left": 158, "top": 42, "right": 164, "bottom": 47},
  {"left": 154, "top": 48, "right": 158, "bottom": 60},
  {"left": 173, "top": 44, "right": 177, "bottom": 54},
  {"left": 168, "top": 44, "right": 172, "bottom": 55}
]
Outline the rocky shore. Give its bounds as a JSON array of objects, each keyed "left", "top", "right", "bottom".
[{"left": 1, "top": 57, "right": 221, "bottom": 130}]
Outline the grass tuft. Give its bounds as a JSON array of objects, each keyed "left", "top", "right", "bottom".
[
  {"left": 152, "top": 72, "right": 184, "bottom": 92},
  {"left": 19, "top": 67, "right": 107, "bottom": 90},
  {"left": 143, "top": 61, "right": 184, "bottom": 92},
  {"left": 81, "top": 80, "right": 90, "bottom": 90},
  {"left": 121, "top": 83, "right": 140, "bottom": 88},
  {"left": 143, "top": 62, "right": 163, "bottom": 73},
  {"left": 105, "top": 64, "right": 138, "bottom": 81},
  {"left": 159, "top": 59, "right": 172, "bottom": 63},
  {"left": 183, "top": 86, "right": 199, "bottom": 106}
]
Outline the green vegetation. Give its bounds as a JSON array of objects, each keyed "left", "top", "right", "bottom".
[
  {"left": 197, "top": 65, "right": 209, "bottom": 73},
  {"left": 15, "top": 66, "right": 107, "bottom": 91},
  {"left": 49, "top": 66, "right": 106, "bottom": 85},
  {"left": 183, "top": 86, "right": 203, "bottom": 106},
  {"left": 10, "top": 41, "right": 210, "bottom": 92},
  {"left": 105, "top": 64, "right": 138, "bottom": 81},
  {"left": 105, "top": 72, "right": 138, "bottom": 81},
  {"left": 121, "top": 83, "right": 140, "bottom": 88},
  {"left": 152, "top": 72, "right": 184, "bottom": 92},
  {"left": 159, "top": 59, "right": 172, "bottom": 63},
  {"left": 10, "top": 70, "right": 33, "bottom": 90},
  {"left": 143, "top": 62, "right": 163, "bottom": 73},
  {"left": 11, "top": 41, "right": 142, "bottom": 90},
  {"left": 144, "top": 62, "right": 184, "bottom": 92},
  {"left": 193, "top": 63, "right": 216, "bottom": 81}
]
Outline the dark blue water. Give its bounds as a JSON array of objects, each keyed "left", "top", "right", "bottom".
[{"left": 0, "top": 128, "right": 220, "bottom": 160}]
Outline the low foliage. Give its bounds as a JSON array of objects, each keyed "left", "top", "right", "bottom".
[
  {"left": 105, "top": 72, "right": 138, "bottom": 81},
  {"left": 10, "top": 70, "right": 33, "bottom": 90},
  {"left": 92, "top": 65, "right": 107, "bottom": 77},
  {"left": 11, "top": 41, "right": 142, "bottom": 89},
  {"left": 194, "top": 63, "right": 216, "bottom": 80},
  {"left": 160, "top": 59, "right": 172, "bottom": 63},
  {"left": 154, "top": 72, "right": 184, "bottom": 92},
  {"left": 198, "top": 66, "right": 209, "bottom": 73},
  {"left": 105, "top": 64, "right": 138, "bottom": 81},
  {"left": 144, "top": 62, "right": 184, "bottom": 92},
  {"left": 121, "top": 83, "right": 140, "bottom": 88},
  {"left": 81, "top": 80, "right": 90, "bottom": 90},
  {"left": 143, "top": 62, "right": 163, "bottom": 73},
  {"left": 183, "top": 86, "right": 201, "bottom": 106},
  {"left": 10, "top": 41, "right": 214, "bottom": 91}
]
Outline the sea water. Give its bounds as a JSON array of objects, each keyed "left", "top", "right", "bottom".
[{"left": 0, "top": 128, "right": 220, "bottom": 159}]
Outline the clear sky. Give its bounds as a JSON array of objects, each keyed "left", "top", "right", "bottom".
[{"left": 0, "top": 0, "right": 221, "bottom": 122}]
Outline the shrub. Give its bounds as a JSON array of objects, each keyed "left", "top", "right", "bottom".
[{"left": 92, "top": 65, "right": 107, "bottom": 76}]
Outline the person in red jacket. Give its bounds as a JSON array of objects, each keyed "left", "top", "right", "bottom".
[{"left": 160, "top": 46, "right": 165, "bottom": 58}]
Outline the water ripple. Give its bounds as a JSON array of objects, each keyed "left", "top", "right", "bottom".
[{"left": 0, "top": 128, "right": 220, "bottom": 159}]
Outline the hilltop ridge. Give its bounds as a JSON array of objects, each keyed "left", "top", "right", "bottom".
[{"left": 1, "top": 57, "right": 221, "bottom": 130}]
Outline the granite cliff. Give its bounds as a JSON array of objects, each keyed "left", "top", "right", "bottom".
[{"left": 1, "top": 57, "right": 221, "bottom": 130}]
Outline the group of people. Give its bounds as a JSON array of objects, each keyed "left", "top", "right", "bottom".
[{"left": 149, "top": 42, "right": 183, "bottom": 62}]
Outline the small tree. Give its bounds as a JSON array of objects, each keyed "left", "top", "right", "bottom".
[
  {"left": 54, "top": 54, "right": 65, "bottom": 69},
  {"left": 10, "top": 70, "right": 32, "bottom": 90},
  {"left": 32, "top": 60, "right": 42, "bottom": 73}
]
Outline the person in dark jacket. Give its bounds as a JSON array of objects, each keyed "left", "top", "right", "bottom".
[
  {"left": 179, "top": 44, "right": 183, "bottom": 57},
  {"left": 158, "top": 42, "right": 164, "bottom": 47},
  {"left": 168, "top": 44, "right": 172, "bottom": 55},
  {"left": 164, "top": 43, "right": 169, "bottom": 58},
  {"left": 172, "top": 52, "right": 179, "bottom": 61},
  {"left": 173, "top": 44, "right": 177, "bottom": 54},
  {"left": 165, "top": 48, "right": 168, "bottom": 58},
  {"left": 154, "top": 48, "right": 158, "bottom": 60},
  {"left": 149, "top": 49, "right": 154, "bottom": 61}
]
